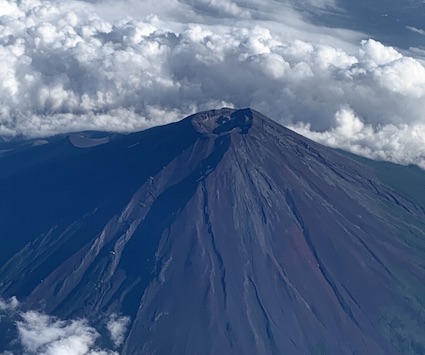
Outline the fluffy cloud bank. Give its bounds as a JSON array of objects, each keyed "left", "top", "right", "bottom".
[
  {"left": 290, "top": 107, "right": 425, "bottom": 168},
  {"left": 1, "top": 0, "right": 425, "bottom": 167},
  {"left": 0, "top": 298, "right": 127, "bottom": 354}
]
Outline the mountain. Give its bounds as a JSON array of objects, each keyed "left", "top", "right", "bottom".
[{"left": 1, "top": 108, "right": 425, "bottom": 354}]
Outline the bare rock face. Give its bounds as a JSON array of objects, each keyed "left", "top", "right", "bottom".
[
  {"left": 1, "top": 108, "right": 425, "bottom": 354},
  {"left": 191, "top": 108, "right": 253, "bottom": 135}
]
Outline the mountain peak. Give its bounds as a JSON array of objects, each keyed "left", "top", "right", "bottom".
[
  {"left": 190, "top": 107, "right": 255, "bottom": 135},
  {"left": 1, "top": 109, "right": 425, "bottom": 355}
]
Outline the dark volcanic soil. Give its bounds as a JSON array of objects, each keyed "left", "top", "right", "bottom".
[{"left": 1, "top": 108, "right": 425, "bottom": 354}]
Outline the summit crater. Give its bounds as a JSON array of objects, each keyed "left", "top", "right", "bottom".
[{"left": 189, "top": 107, "right": 255, "bottom": 135}]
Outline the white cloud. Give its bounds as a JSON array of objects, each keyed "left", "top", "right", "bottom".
[
  {"left": 406, "top": 26, "right": 425, "bottom": 36},
  {"left": 359, "top": 39, "right": 402, "bottom": 66},
  {"left": 0, "top": 0, "right": 425, "bottom": 167},
  {"left": 106, "top": 314, "right": 130, "bottom": 348},
  {"left": 0, "top": 297, "right": 120, "bottom": 355},
  {"left": 178, "top": 0, "right": 251, "bottom": 18},
  {"left": 0, "top": 297, "right": 19, "bottom": 312},
  {"left": 17, "top": 311, "right": 118, "bottom": 355},
  {"left": 290, "top": 108, "right": 425, "bottom": 169},
  {"left": 373, "top": 57, "right": 425, "bottom": 97}
]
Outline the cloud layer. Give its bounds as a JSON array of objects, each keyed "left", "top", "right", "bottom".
[{"left": 1, "top": 0, "right": 425, "bottom": 167}]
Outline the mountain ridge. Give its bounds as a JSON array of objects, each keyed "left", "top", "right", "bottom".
[{"left": 1, "top": 108, "right": 425, "bottom": 354}]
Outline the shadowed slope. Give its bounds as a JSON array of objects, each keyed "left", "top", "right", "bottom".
[{"left": 1, "top": 108, "right": 425, "bottom": 354}]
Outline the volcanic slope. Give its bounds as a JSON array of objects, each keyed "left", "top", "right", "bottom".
[{"left": 1, "top": 108, "right": 425, "bottom": 354}]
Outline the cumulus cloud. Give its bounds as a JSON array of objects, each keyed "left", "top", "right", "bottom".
[
  {"left": 106, "top": 314, "right": 130, "bottom": 348},
  {"left": 0, "top": 297, "right": 19, "bottom": 312},
  {"left": 17, "top": 311, "right": 117, "bottom": 355},
  {"left": 290, "top": 107, "right": 425, "bottom": 169},
  {"left": 0, "top": 297, "right": 121, "bottom": 354},
  {"left": 1, "top": 0, "right": 425, "bottom": 167}
]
